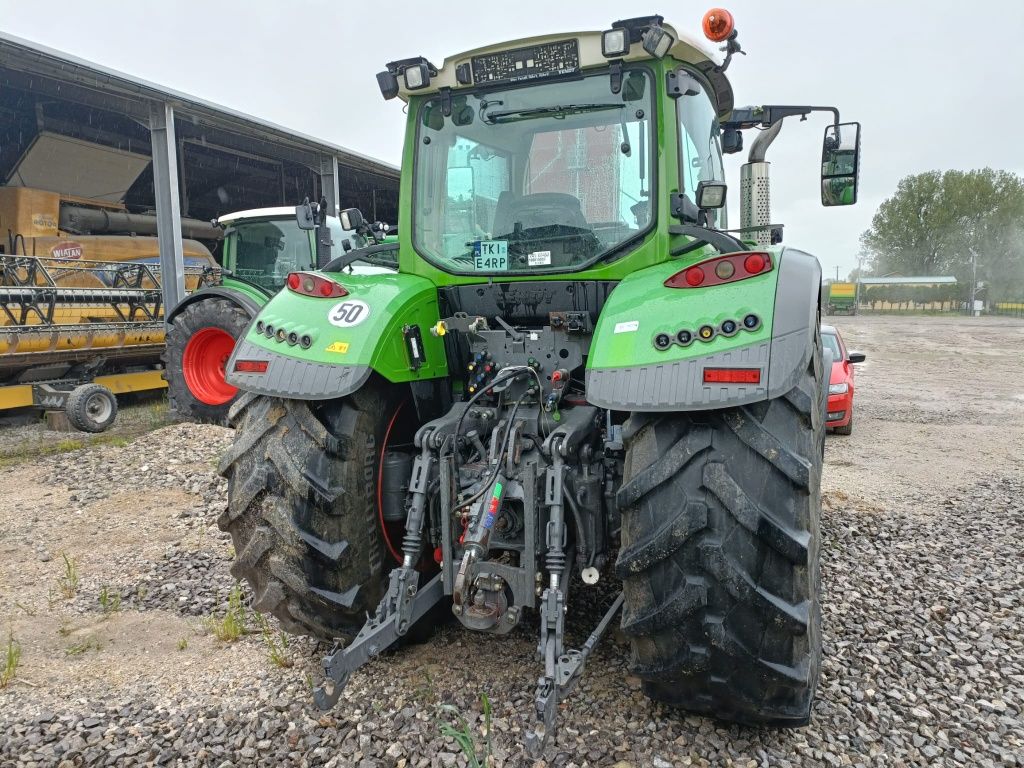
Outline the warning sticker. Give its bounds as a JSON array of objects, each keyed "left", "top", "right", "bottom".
[
  {"left": 473, "top": 240, "right": 508, "bottom": 271},
  {"left": 614, "top": 320, "right": 640, "bottom": 334},
  {"left": 325, "top": 341, "right": 350, "bottom": 354},
  {"left": 327, "top": 300, "right": 370, "bottom": 328},
  {"left": 527, "top": 250, "right": 551, "bottom": 267}
]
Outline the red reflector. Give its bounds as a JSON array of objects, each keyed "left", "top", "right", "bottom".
[
  {"left": 703, "top": 368, "right": 761, "bottom": 384},
  {"left": 234, "top": 360, "right": 269, "bottom": 374},
  {"left": 744, "top": 253, "right": 766, "bottom": 274},
  {"left": 685, "top": 266, "right": 706, "bottom": 286}
]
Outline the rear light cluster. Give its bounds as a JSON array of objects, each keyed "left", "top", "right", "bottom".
[
  {"left": 652, "top": 313, "right": 760, "bottom": 350},
  {"left": 255, "top": 319, "right": 312, "bottom": 349},
  {"left": 665, "top": 251, "right": 773, "bottom": 289},
  {"left": 286, "top": 272, "right": 348, "bottom": 298}
]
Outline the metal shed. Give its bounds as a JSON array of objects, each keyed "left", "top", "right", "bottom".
[{"left": 0, "top": 31, "right": 399, "bottom": 311}]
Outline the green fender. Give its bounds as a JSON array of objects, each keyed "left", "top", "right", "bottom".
[
  {"left": 225, "top": 271, "right": 447, "bottom": 400},
  {"left": 586, "top": 246, "right": 821, "bottom": 411}
]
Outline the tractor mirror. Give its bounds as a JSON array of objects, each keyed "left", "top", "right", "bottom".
[
  {"left": 848, "top": 351, "right": 866, "bottom": 364},
  {"left": 340, "top": 208, "right": 365, "bottom": 232},
  {"left": 295, "top": 200, "right": 316, "bottom": 230},
  {"left": 821, "top": 122, "right": 860, "bottom": 207}
]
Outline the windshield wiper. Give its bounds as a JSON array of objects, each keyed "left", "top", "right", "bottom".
[{"left": 483, "top": 103, "right": 623, "bottom": 124}]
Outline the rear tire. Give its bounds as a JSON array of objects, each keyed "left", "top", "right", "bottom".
[
  {"left": 164, "top": 298, "right": 250, "bottom": 425},
  {"left": 218, "top": 387, "right": 399, "bottom": 640},
  {"left": 617, "top": 334, "right": 823, "bottom": 726}
]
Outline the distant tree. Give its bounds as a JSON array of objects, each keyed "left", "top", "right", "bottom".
[{"left": 860, "top": 169, "right": 1024, "bottom": 302}]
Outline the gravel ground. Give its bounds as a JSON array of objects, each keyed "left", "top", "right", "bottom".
[{"left": 1, "top": 314, "right": 1023, "bottom": 767}]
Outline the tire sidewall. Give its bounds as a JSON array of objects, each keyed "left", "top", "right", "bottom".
[{"left": 164, "top": 298, "right": 251, "bottom": 425}]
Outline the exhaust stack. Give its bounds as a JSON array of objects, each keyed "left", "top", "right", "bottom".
[{"left": 739, "top": 120, "right": 783, "bottom": 248}]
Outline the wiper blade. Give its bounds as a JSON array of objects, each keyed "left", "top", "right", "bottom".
[{"left": 483, "top": 103, "right": 624, "bottom": 124}]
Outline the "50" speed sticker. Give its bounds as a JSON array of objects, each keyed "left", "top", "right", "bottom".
[{"left": 327, "top": 299, "right": 370, "bottom": 328}]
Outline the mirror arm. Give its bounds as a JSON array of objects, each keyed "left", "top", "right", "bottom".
[{"left": 725, "top": 105, "right": 841, "bottom": 132}]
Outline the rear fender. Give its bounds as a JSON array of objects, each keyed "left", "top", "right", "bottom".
[
  {"left": 166, "top": 285, "right": 266, "bottom": 325},
  {"left": 586, "top": 247, "right": 821, "bottom": 411},
  {"left": 225, "top": 272, "right": 446, "bottom": 400}
]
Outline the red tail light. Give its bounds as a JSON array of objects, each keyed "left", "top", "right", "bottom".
[
  {"left": 286, "top": 271, "right": 348, "bottom": 298},
  {"left": 703, "top": 367, "right": 761, "bottom": 384},
  {"left": 234, "top": 360, "right": 269, "bottom": 374},
  {"left": 665, "top": 251, "right": 773, "bottom": 289}
]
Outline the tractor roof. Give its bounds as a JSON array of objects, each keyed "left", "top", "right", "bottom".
[{"left": 394, "top": 21, "right": 735, "bottom": 119}]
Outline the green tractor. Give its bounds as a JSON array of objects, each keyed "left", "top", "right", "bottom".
[
  {"left": 163, "top": 202, "right": 391, "bottom": 423},
  {"left": 217, "top": 11, "right": 860, "bottom": 753}
]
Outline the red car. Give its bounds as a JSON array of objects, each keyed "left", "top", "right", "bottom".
[{"left": 822, "top": 324, "right": 865, "bottom": 435}]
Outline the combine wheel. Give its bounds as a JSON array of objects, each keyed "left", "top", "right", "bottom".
[
  {"left": 617, "top": 333, "right": 824, "bottom": 726},
  {"left": 218, "top": 385, "right": 405, "bottom": 640},
  {"left": 164, "top": 298, "right": 250, "bottom": 425},
  {"left": 66, "top": 383, "right": 118, "bottom": 433}
]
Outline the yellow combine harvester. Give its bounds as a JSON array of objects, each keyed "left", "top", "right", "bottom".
[{"left": 0, "top": 186, "right": 220, "bottom": 430}]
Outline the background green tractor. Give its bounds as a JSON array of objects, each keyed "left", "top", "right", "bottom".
[
  {"left": 216, "top": 11, "right": 860, "bottom": 753},
  {"left": 163, "top": 202, "right": 392, "bottom": 424}
]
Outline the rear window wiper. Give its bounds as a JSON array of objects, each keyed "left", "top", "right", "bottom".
[{"left": 483, "top": 103, "right": 623, "bottom": 124}]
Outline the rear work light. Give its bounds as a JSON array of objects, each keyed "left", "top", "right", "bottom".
[
  {"left": 286, "top": 272, "right": 348, "bottom": 298},
  {"left": 703, "top": 367, "right": 761, "bottom": 384},
  {"left": 234, "top": 360, "right": 268, "bottom": 374},
  {"left": 665, "top": 251, "right": 773, "bottom": 289}
]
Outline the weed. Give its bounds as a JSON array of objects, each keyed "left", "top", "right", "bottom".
[
  {"left": 65, "top": 637, "right": 102, "bottom": 656},
  {"left": 256, "top": 614, "right": 293, "bottom": 669},
  {"left": 57, "top": 620, "right": 73, "bottom": 637},
  {"left": 98, "top": 585, "right": 121, "bottom": 615},
  {"left": 438, "top": 693, "right": 493, "bottom": 768},
  {"left": 58, "top": 552, "right": 79, "bottom": 599},
  {"left": 1, "top": 631, "right": 21, "bottom": 688},
  {"left": 208, "top": 583, "right": 247, "bottom": 642},
  {"left": 136, "top": 585, "right": 149, "bottom": 601},
  {"left": 54, "top": 439, "right": 83, "bottom": 452},
  {"left": 176, "top": 637, "right": 188, "bottom": 651},
  {"left": 14, "top": 601, "right": 36, "bottom": 617}
]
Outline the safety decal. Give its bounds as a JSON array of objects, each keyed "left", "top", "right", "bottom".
[
  {"left": 473, "top": 240, "right": 508, "bottom": 271},
  {"left": 614, "top": 320, "right": 640, "bottom": 334},
  {"left": 327, "top": 300, "right": 370, "bottom": 328},
  {"left": 325, "top": 341, "right": 350, "bottom": 354}
]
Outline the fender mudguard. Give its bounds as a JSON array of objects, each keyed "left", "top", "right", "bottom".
[
  {"left": 585, "top": 247, "right": 821, "bottom": 411},
  {"left": 166, "top": 285, "right": 266, "bottom": 325},
  {"left": 225, "top": 272, "right": 446, "bottom": 400}
]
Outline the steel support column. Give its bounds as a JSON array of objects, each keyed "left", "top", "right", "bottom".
[
  {"left": 319, "top": 153, "right": 340, "bottom": 216},
  {"left": 149, "top": 101, "right": 186, "bottom": 317}
]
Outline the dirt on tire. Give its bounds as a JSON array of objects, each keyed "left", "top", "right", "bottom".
[
  {"left": 617, "top": 333, "right": 824, "bottom": 724},
  {"left": 217, "top": 388, "right": 397, "bottom": 640}
]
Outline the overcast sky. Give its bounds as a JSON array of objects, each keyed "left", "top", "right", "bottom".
[{"left": 3, "top": 0, "right": 1023, "bottom": 279}]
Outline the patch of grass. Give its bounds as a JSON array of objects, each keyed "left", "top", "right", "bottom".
[
  {"left": 207, "top": 584, "right": 247, "bottom": 642},
  {"left": 1, "top": 631, "right": 21, "bottom": 688},
  {"left": 438, "top": 693, "right": 493, "bottom": 768},
  {"left": 55, "top": 438, "right": 83, "bottom": 452},
  {"left": 65, "top": 637, "right": 102, "bottom": 656},
  {"left": 176, "top": 637, "right": 188, "bottom": 651},
  {"left": 98, "top": 585, "right": 121, "bottom": 615},
  {"left": 58, "top": 552, "right": 79, "bottom": 599},
  {"left": 256, "top": 614, "right": 293, "bottom": 668}
]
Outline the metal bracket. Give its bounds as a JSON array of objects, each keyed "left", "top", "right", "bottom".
[
  {"left": 314, "top": 572, "right": 445, "bottom": 710},
  {"left": 525, "top": 592, "right": 624, "bottom": 757}
]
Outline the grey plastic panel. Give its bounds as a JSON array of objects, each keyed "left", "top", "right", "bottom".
[
  {"left": 586, "top": 342, "right": 770, "bottom": 412},
  {"left": 225, "top": 339, "right": 372, "bottom": 400},
  {"left": 767, "top": 248, "right": 822, "bottom": 398}
]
